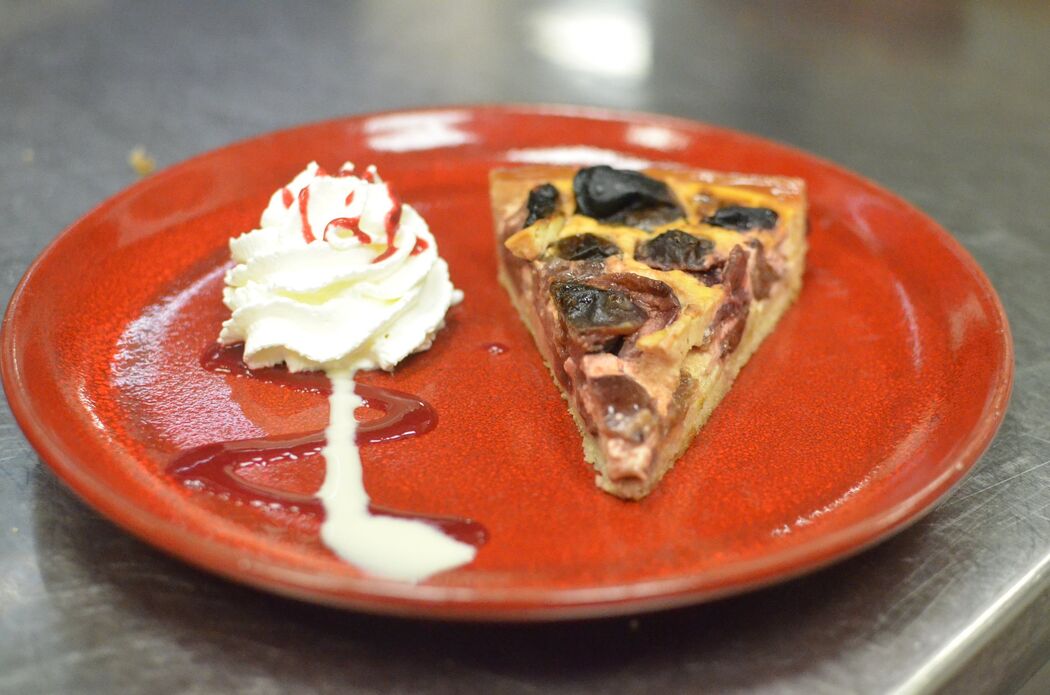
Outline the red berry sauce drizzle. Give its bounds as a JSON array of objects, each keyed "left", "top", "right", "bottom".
[
  {"left": 371, "top": 191, "right": 403, "bottom": 264},
  {"left": 298, "top": 187, "right": 314, "bottom": 242},
  {"left": 292, "top": 166, "right": 428, "bottom": 257},
  {"left": 323, "top": 217, "right": 369, "bottom": 244},
  {"left": 168, "top": 343, "right": 488, "bottom": 548}
]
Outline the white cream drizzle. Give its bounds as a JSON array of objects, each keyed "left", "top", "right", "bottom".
[{"left": 319, "top": 372, "right": 476, "bottom": 581}]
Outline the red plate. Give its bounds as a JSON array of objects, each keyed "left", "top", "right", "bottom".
[{"left": 1, "top": 106, "right": 1012, "bottom": 620}]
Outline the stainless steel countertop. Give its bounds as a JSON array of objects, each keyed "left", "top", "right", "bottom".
[{"left": 2, "top": 1, "right": 1048, "bottom": 693}]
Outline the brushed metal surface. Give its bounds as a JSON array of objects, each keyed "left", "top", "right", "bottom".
[{"left": 2, "top": 1, "right": 1047, "bottom": 693}]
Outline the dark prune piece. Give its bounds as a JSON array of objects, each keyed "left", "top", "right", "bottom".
[
  {"left": 587, "top": 273, "right": 680, "bottom": 356},
  {"left": 524, "top": 183, "right": 560, "bottom": 227},
  {"left": 589, "top": 375, "right": 654, "bottom": 442},
  {"left": 573, "top": 166, "right": 684, "bottom": 228},
  {"left": 635, "top": 229, "right": 715, "bottom": 272},
  {"left": 590, "top": 273, "right": 681, "bottom": 334},
  {"left": 553, "top": 233, "right": 621, "bottom": 261},
  {"left": 704, "top": 206, "right": 778, "bottom": 231},
  {"left": 551, "top": 281, "right": 647, "bottom": 335}
]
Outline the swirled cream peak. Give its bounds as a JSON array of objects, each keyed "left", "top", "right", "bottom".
[{"left": 219, "top": 162, "right": 462, "bottom": 373}]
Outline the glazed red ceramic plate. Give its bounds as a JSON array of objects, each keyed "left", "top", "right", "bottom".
[{"left": 1, "top": 106, "right": 1012, "bottom": 620}]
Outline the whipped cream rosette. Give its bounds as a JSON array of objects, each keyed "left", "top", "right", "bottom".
[
  {"left": 220, "top": 161, "right": 461, "bottom": 373},
  {"left": 218, "top": 163, "right": 473, "bottom": 582}
]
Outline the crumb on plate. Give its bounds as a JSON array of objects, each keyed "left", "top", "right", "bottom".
[{"left": 128, "top": 145, "right": 156, "bottom": 176}]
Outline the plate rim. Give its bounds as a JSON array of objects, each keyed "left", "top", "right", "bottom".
[{"left": 0, "top": 103, "right": 1015, "bottom": 620}]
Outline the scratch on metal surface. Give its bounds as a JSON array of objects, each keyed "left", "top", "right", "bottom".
[
  {"left": 888, "top": 572, "right": 952, "bottom": 616},
  {"left": 946, "top": 459, "right": 1050, "bottom": 506},
  {"left": 1024, "top": 432, "right": 1050, "bottom": 446}
]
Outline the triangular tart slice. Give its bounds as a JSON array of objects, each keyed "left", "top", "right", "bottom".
[{"left": 490, "top": 164, "right": 807, "bottom": 499}]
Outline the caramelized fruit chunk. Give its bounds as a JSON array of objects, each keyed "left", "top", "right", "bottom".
[
  {"left": 550, "top": 273, "right": 680, "bottom": 354},
  {"left": 524, "top": 183, "right": 560, "bottom": 227},
  {"left": 709, "top": 245, "right": 751, "bottom": 355},
  {"left": 589, "top": 375, "right": 654, "bottom": 443},
  {"left": 590, "top": 273, "right": 680, "bottom": 334},
  {"left": 553, "top": 233, "right": 621, "bottom": 261},
  {"left": 721, "top": 245, "right": 750, "bottom": 293},
  {"left": 713, "top": 299, "right": 749, "bottom": 355},
  {"left": 704, "top": 206, "right": 778, "bottom": 231},
  {"left": 573, "top": 166, "right": 684, "bottom": 229},
  {"left": 551, "top": 281, "right": 647, "bottom": 349},
  {"left": 635, "top": 229, "right": 715, "bottom": 272}
]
